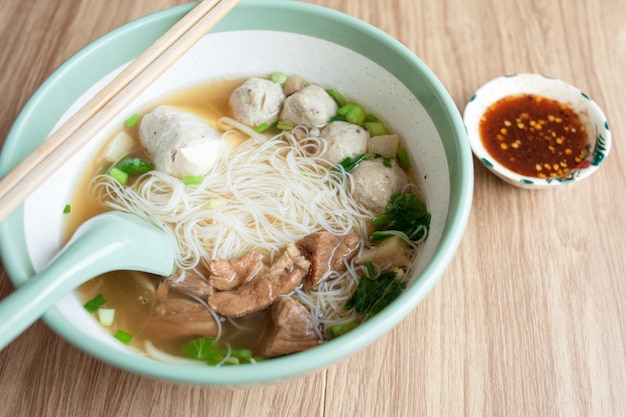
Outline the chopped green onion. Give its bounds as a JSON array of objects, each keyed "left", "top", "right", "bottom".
[
  {"left": 326, "top": 88, "right": 347, "bottom": 107},
  {"left": 271, "top": 71, "right": 288, "bottom": 86},
  {"left": 365, "top": 113, "right": 380, "bottom": 122},
  {"left": 328, "top": 320, "right": 358, "bottom": 339},
  {"left": 329, "top": 114, "right": 347, "bottom": 122},
  {"left": 345, "top": 105, "right": 365, "bottom": 125},
  {"left": 382, "top": 157, "right": 392, "bottom": 168},
  {"left": 124, "top": 114, "right": 140, "bottom": 128},
  {"left": 109, "top": 167, "right": 128, "bottom": 185},
  {"left": 364, "top": 260, "right": 376, "bottom": 277},
  {"left": 397, "top": 148, "right": 411, "bottom": 169},
  {"left": 276, "top": 120, "right": 294, "bottom": 131},
  {"left": 364, "top": 121, "right": 388, "bottom": 136},
  {"left": 114, "top": 329, "right": 133, "bottom": 345},
  {"left": 63, "top": 204, "right": 71, "bottom": 214},
  {"left": 182, "top": 175, "right": 203, "bottom": 185},
  {"left": 254, "top": 122, "right": 269, "bottom": 133},
  {"left": 83, "top": 294, "right": 107, "bottom": 314},
  {"left": 115, "top": 156, "right": 153, "bottom": 174},
  {"left": 337, "top": 153, "right": 375, "bottom": 172},
  {"left": 338, "top": 102, "right": 357, "bottom": 116}
]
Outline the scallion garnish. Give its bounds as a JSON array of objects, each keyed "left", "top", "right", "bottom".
[
  {"left": 114, "top": 329, "right": 133, "bottom": 345},
  {"left": 383, "top": 157, "right": 392, "bottom": 168},
  {"left": 84, "top": 294, "right": 107, "bottom": 314},
  {"left": 328, "top": 320, "right": 358, "bottom": 339},
  {"left": 397, "top": 148, "right": 411, "bottom": 169},
  {"left": 271, "top": 71, "right": 288, "bottom": 86},
  {"left": 63, "top": 204, "right": 71, "bottom": 214},
  {"left": 182, "top": 175, "right": 203, "bottom": 185},
  {"left": 337, "top": 153, "right": 375, "bottom": 172},
  {"left": 254, "top": 122, "right": 269, "bottom": 133},
  {"left": 124, "top": 114, "right": 140, "bottom": 128},
  {"left": 109, "top": 167, "right": 128, "bottom": 185},
  {"left": 276, "top": 120, "right": 294, "bottom": 131},
  {"left": 338, "top": 102, "right": 356, "bottom": 116},
  {"left": 326, "top": 88, "right": 347, "bottom": 107},
  {"left": 182, "top": 337, "right": 261, "bottom": 366},
  {"left": 364, "top": 121, "right": 388, "bottom": 137},
  {"left": 364, "top": 260, "right": 376, "bottom": 277},
  {"left": 345, "top": 104, "right": 365, "bottom": 126}
]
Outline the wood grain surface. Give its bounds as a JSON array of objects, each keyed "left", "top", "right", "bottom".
[{"left": 1, "top": 0, "right": 625, "bottom": 416}]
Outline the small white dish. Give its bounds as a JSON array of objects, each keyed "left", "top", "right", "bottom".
[{"left": 463, "top": 73, "right": 611, "bottom": 189}]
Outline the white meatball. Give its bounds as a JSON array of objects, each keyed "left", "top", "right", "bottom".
[
  {"left": 319, "top": 121, "right": 369, "bottom": 163},
  {"left": 351, "top": 159, "right": 408, "bottom": 213},
  {"left": 279, "top": 85, "right": 338, "bottom": 128},
  {"left": 139, "top": 106, "right": 224, "bottom": 178},
  {"left": 229, "top": 77, "right": 285, "bottom": 127}
]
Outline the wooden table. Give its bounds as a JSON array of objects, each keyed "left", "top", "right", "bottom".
[{"left": 1, "top": 0, "right": 625, "bottom": 416}]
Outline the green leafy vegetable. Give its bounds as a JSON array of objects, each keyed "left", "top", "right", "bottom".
[
  {"left": 114, "top": 156, "right": 153, "bottom": 174},
  {"left": 114, "top": 329, "right": 133, "bottom": 345},
  {"left": 63, "top": 204, "right": 71, "bottom": 214},
  {"left": 276, "top": 120, "right": 294, "bottom": 131},
  {"left": 328, "top": 320, "right": 358, "bottom": 339},
  {"left": 345, "top": 104, "right": 365, "bottom": 125},
  {"left": 370, "top": 193, "right": 431, "bottom": 242},
  {"left": 345, "top": 272, "right": 405, "bottom": 320},
  {"left": 83, "top": 293, "right": 107, "bottom": 314}
]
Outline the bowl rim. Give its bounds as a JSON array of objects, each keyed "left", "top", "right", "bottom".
[
  {"left": 0, "top": 0, "right": 474, "bottom": 385},
  {"left": 463, "top": 73, "right": 611, "bottom": 190}
]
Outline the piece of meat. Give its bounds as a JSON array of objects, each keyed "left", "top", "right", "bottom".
[
  {"left": 207, "top": 243, "right": 310, "bottom": 317},
  {"left": 319, "top": 121, "right": 370, "bottom": 163},
  {"left": 298, "top": 230, "right": 361, "bottom": 290},
  {"left": 229, "top": 77, "right": 285, "bottom": 127},
  {"left": 145, "top": 282, "right": 218, "bottom": 340},
  {"left": 351, "top": 158, "right": 408, "bottom": 213},
  {"left": 139, "top": 106, "right": 225, "bottom": 178},
  {"left": 264, "top": 296, "right": 321, "bottom": 357},
  {"left": 283, "top": 75, "right": 309, "bottom": 96},
  {"left": 279, "top": 85, "right": 338, "bottom": 128},
  {"left": 208, "top": 251, "right": 266, "bottom": 291},
  {"left": 166, "top": 268, "right": 214, "bottom": 299}
]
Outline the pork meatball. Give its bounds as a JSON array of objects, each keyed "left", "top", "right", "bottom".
[
  {"left": 319, "top": 121, "right": 369, "bottom": 163},
  {"left": 279, "top": 85, "right": 338, "bottom": 128},
  {"left": 351, "top": 159, "right": 408, "bottom": 213},
  {"left": 229, "top": 77, "right": 285, "bottom": 127}
]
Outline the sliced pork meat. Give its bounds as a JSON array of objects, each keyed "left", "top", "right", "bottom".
[
  {"left": 298, "top": 230, "right": 361, "bottom": 290},
  {"left": 139, "top": 106, "right": 224, "bottom": 178},
  {"left": 319, "top": 121, "right": 369, "bottom": 164},
  {"left": 145, "top": 282, "right": 218, "bottom": 340},
  {"left": 166, "top": 268, "right": 214, "bottom": 299},
  {"left": 351, "top": 158, "right": 409, "bottom": 213},
  {"left": 208, "top": 250, "right": 266, "bottom": 291},
  {"left": 279, "top": 85, "right": 338, "bottom": 128},
  {"left": 229, "top": 77, "right": 285, "bottom": 127},
  {"left": 207, "top": 243, "right": 310, "bottom": 317},
  {"left": 264, "top": 296, "right": 321, "bottom": 357}
]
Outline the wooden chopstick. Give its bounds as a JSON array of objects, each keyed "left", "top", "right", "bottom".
[{"left": 0, "top": 0, "right": 239, "bottom": 222}]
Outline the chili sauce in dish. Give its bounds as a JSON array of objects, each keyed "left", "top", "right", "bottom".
[{"left": 479, "top": 94, "right": 589, "bottom": 178}]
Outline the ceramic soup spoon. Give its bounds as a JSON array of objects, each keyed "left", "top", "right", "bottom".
[{"left": 0, "top": 211, "right": 176, "bottom": 349}]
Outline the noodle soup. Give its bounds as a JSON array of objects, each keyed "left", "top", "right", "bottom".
[{"left": 71, "top": 74, "right": 431, "bottom": 365}]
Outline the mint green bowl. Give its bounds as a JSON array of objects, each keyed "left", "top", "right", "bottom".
[{"left": 0, "top": 0, "right": 473, "bottom": 385}]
